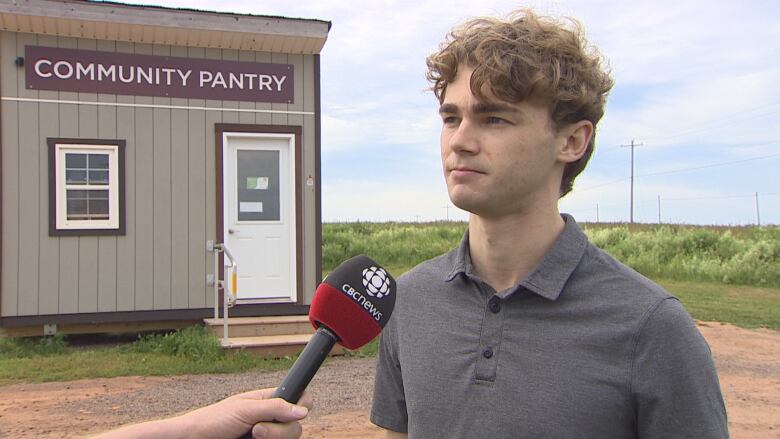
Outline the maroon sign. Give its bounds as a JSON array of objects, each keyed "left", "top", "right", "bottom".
[{"left": 25, "top": 45, "right": 294, "bottom": 104}]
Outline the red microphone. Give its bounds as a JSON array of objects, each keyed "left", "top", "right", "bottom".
[{"left": 273, "top": 255, "right": 396, "bottom": 402}]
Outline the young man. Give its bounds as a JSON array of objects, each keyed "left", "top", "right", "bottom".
[{"left": 371, "top": 9, "right": 728, "bottom": 438}]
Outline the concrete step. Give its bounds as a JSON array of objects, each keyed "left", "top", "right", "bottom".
[
  {"left": 220, "top": 333, "right": 347, "bottom": 358},
  {"left": 204, "top": 315, "right": 314, "bottom": 338}
]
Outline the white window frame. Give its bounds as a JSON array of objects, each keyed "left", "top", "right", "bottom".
[{"left": 54, "top": 143, "right": 120, "bottom": 230}]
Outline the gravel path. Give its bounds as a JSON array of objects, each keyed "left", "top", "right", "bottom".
[{"left": 69, "top": 356, "right": 375, "bottom": 422}]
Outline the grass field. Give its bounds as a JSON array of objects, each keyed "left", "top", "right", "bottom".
[
  {"left": 1, "top": 221, "right": 778, "bottom": 384},
  {"left": 659, "top": 279, "right": 780, "bottom": 329},
  {"left": 324, "top": 221, "right": 780, "bottom": 288}
]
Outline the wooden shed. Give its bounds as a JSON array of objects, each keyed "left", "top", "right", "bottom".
[{"left": 0, "top": 0, "right": 329, "bottom": 347}]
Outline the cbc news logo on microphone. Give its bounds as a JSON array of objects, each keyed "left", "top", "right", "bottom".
[{"left": 362, "top": 266, "right": 391, "bottom": 299}]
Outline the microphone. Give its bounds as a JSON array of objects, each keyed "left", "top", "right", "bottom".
[{"left": 238, "top": 255, "right": 396, "bottom": 438}]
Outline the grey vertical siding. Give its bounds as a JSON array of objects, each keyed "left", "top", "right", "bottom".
[
  {"left": 57, "top": 36, "right": 80, "bottom": 315},
  {"left": 1, "top": 32, "right": 19, "bottom": 317},
  {"left": 1, "top": 31, "right": 320, "bottom": 318},
  {"left": 203, "top": 47, "right": 222, "bottom": 309},
  {"left": 152, "top": 43, "right": 173, "bottom": 310},
  {"left": 76, "top": 38, "right": 100, "bottom": 315},
  {"left": 134, "top": 43, "right": 155, "bottom": 311},
  {"left": 116, "top": 119, "right": 136, "bottom": 307},
  {"left": 115, "top": 40, "right": 137, "bottom": 312},
  {"left": 96, "top": 38, "right": 118, "bottom": 313},
  {"left": 169, "top": 45, "right": 189, "bottom": 310},
  {"left": 37, "top": 33, "right": 61, "bottom": 316},
  {"left": 186, "top": 45, "right": 207, "bottom": 310},
  {"left": 17, "top": 30, "right": 40, "bottom": 316}
]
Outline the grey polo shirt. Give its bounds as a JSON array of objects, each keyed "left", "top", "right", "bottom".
[{"left": 371, "top": 214, "right": 727, "bottom": 438}]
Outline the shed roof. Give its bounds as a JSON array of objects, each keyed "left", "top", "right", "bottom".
[{"left": 0, "top": 0, "right": 331, "bottom": 54}]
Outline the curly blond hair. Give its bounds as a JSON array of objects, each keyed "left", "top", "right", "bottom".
[{"left": 426, "top": 9, "right": 614, "bottom": 197}]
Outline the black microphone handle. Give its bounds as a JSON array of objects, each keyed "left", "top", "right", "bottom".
[
  {"left": 237, "top": 325, "right": 338, "bottom": 439},
  {"left": 273, "top": 325, "right": 338, "bottom": 402}
]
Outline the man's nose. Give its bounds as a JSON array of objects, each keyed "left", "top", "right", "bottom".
[{"left": 447, "top": 119, "right": 480, "bottom": 154}]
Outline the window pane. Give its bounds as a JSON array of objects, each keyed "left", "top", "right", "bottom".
[
  {"left": 90, "top": 189, "right": 109, "bottom": 200},
  {"left": 66, "top": 190, "right": 110, "bottom": 220},
  {"left": 89, "top": 199, "right": 109, "bottom": 218},
  {"left": 67, "top": 189, "right": 89, "bottom": 200},
  {"left": 88, "top": 154, "right": 109, "bottom": 170},
  {"left": 66, "top": 170, "right": 87, "bottom": 184},
  {"left": 88, "top": 170, "right": 109, "bottom": 185},
  {"left": 67, "top": 199, "right": 88, "bottom": 219},
  {"left": 65, "top": 153, "right": 87, "bottom": 168}
]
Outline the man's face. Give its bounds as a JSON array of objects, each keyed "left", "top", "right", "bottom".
[{"left": 439, "top": 67, "right": 566, "bottom": 218}]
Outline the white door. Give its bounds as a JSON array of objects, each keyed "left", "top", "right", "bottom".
[{"left": 223, "top": 132, "right": 296, "bottom": 302}]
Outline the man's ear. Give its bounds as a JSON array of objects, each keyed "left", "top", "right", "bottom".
[{"left": 557, "top": 120, "right": 593, "bottom": 164}]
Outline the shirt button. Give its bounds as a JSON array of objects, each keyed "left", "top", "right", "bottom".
[
  {"left": 488, "top": 297, "right": 501, "bottom": 313},
  {"left": 482, "top": 347, "right": 494, "bottom": 359}
]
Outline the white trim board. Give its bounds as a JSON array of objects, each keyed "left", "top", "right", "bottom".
[{"left": 1, "top": 97, "right": 315, "bottom": 116}]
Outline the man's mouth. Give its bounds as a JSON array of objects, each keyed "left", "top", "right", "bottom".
[
  {"left": 449, "top": 166, "right": 485, "bottom": 178},
  {"left": 450, "top": 164, "right": 483, "bottom": 172}
]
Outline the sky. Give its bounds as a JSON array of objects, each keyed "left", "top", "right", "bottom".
[{"left": 137, "top": 0, "right": 780, "bottom": 225}]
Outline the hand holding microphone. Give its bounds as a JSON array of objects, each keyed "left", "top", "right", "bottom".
[
  {"left": 93, "top": 388, "right": 311, "bottom": 439},
  {"left": 239, "top": 255, "right": 396, "bottom": 438}
]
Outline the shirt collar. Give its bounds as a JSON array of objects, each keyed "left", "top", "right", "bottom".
[
  {"left": 444, "top": 228, "right": 472, "bottom": 282},
  {"left": 444, "top": 214, "right": 588, "bottom": 301}
]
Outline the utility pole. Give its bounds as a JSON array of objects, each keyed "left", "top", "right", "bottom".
[
  {"left": 443, "top": 204, "right": 450, "bottom": 221},
  {"left": 755, "top": 192, "right": 761, "bottom": 226},
  {"left": 657, "top": 195, "right": 661, "bottom": 224},
  {"left": 596, "top": 203, "right": 600, "bottom": 223},
  {"left": 621, "top": 139, "right": 644, "bottom": 223}
]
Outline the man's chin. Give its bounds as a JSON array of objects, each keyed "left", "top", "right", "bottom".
[
  {"left": 448, "top": 196, "right": 482, "bottom": 216},
  {"left": 450, "top": 195, "right": 525, "bottom": 219}
]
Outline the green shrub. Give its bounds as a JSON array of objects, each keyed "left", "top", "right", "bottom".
[
  {"left": 125, "top": 326, "right": 222, "bottom": 363},
  {"left": 323, "top": 222, "right": 467, "bottom": 272},
  {"left": 0, "top": 333, "right": 69, "bottom": 358},
  {"left": 581, "top": 224, "right": 779, "bottom": 287}
]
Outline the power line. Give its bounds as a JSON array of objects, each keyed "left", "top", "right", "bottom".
[
  {"left": 599, "top": 101, "right": 780, "bottom": 150},
  {"left": 577, "top": 177, "right": 630, "bottom": 192},
  {"left": 662, "top": 191, "right": 780, "bottom": 202},
  {"left": 636, "top": 152, "right": 780, "bottom": 178},
  {"left": 600, "top": 138, "right": 780, "bottom": 159},
  {"left": 641, "top": 103, "right": 780, "bottom": 142},
  {"left": 577, "top": 152, "right": 780, "bottom": 192}
]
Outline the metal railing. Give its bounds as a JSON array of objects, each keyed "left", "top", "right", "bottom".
[{"left": 210, "top": 242, "right": 238, "bottom": 344}]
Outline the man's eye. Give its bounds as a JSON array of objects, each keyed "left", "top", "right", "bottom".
[
  {"left": 486, "top": 116, "right": 508, "bottom": 124},
  {"left": 442, "top": 116, "right": 459, "bottom": 125}
]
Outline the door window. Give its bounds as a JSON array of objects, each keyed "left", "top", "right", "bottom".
[{"left": 236, "top": 149, "right": 280, "bottom": 221}]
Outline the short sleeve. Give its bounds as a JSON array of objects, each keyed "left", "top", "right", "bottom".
[
  {"left": 370, "top": 313, "right": 409, "bottom": 433},
  {"left": 631, "top": 297, "right": 728, "bottom": 438}
]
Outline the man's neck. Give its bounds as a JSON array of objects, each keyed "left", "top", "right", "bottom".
[{"left": 468, "top": 207, "right": 565, "bottom": 293}]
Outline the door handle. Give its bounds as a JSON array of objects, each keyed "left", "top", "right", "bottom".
[{"left": 228, "top": 229, "right": 236, "bottom": 234}]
